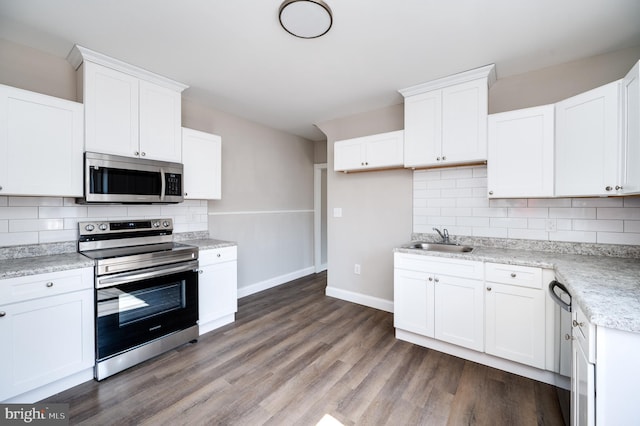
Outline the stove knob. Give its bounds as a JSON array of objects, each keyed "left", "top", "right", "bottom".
[
  {"left": 98, "top": 223, "right": 108, "bottom": 231},
  {"left": 162, "top": 221, "right": 171, "bottom": 228},
  {"left": 85, "top": 224, "right": 95, "bottom": 232},
  {"left": 152, "top": 221, "right": 160, "bottom": 228}
]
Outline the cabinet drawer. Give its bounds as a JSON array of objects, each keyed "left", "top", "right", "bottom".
[
  {"left": 0, "top": 268, "right": 93, "bottom": 305},
  {"left": 394, "top": 253, "right": 483, "bottom": 280},
  {"left": 199, "top": 246, "right": 237, "bottom": 266},
  {"left": 485, "top": 262, "right": 542, "bottom": 289}
]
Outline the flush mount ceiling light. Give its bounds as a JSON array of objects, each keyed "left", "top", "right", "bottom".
[{"left": 279, "top": 0, "right": 333, "bottom": 39}]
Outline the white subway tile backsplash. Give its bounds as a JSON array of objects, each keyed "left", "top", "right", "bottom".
[
  {"left": 597, "top": 207, "right": 640, "bottom": 220},
  {"left": 573, "top": 197, "right": 624, "bottom": 208},
  {"left": 413, "top": 165, "right": 640, "bottom": 247},
  {"left": 509, "top": 229, "right": 550, "bottom": 241},
  {"left": 0, "top": 196, "right": 209, "bottom": 247},
  {"left": 549, "top": 208, "right": 597, "bottom": 219},
  {"left": 489, "top": 199, "right": 527, "bottom": 208},
  {"left": 572, "top": 219, "right": 624, "bottom": 232},
  {"left": 527, "top": 198, "right": 572, "bottom": 208},
  {"left": 549, "top": 230, "right": 597, "bottom": 243}
]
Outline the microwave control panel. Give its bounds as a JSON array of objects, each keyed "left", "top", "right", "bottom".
[{"left": 165, "top": 173, "right": 182, "bottom": 196}]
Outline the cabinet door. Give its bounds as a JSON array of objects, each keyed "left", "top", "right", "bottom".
[
  {"left": 487, "top": 105, "right": 555, "bottom": 198},
  {"left": 404, "top": 90, "right": 442, "bottom": 167},
  {"left": 441, "top": 78, "right": 488, "bottom": 165},
  {"left": 334, "top": 139, "right": 364, "bottom": 171},
  {"left": 556, "top": 81, "right": 620, "bottom": 197},
  {"left": 393, "top": 268, "right": 434, "bottom": 337},
  {"left": 0, "top": 85, "right": 84, "bottom": 197},
  {"left": 83, "top": 62, "right": 140, "bottom": 157},
  {"left": 182, "top": 128, "right": 222, "bottom": 200},
  {"left": 363, "top": 130, "right": 404, "bottom": 169},
  {"left": 0, "top": 289, "right": 94, "bottom": 401},
  {"left": 571, "top": 340, "right": 595, "bottom": 426},
  {"left": 485, "top": 282, "right": 546, "bottom": 368},
  {"left": 621, "top": 60, "right": 640, "bottom": 194},
  {"left": 198, "top": 260, "right": 237, "bottom": 328},
  {"left": 139, "top": 80, "right": 182, "bottom": 162},
  {"left": 434, "top": 276, "right": 484, "bottom": 351}
]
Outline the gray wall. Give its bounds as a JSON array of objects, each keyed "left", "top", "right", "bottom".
[
  {"left": 317, "top": 104, "right": 413, "bottom": 308},
  {"left": 317, "top": 46, "right": 640, "bottom": 311},
  {"left": 182, "top": 99, "right": 316, "bottom": 295}
]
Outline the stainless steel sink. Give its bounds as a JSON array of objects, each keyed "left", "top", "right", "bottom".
[{"left": 405, "top": 242, "right": 474, "bottom": 253}]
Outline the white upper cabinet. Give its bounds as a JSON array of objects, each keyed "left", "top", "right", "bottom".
[
  {"left": 182, "top": 127, "right": 222, "bottom": 200},
  {"left": 487, "top": 105, "right": 555, "bottom": 198},
  {"left": 555, "top": 81, "right": 621, "bottom": 197},
  {"left": 334, "top": 130, "right": 404, "bottom": 172},
  {"left": 68, "top": 45, "right": 187, "bottom": 162},
  {"left": 621, "top": 60, "right": 640, "bottom": 194},
  {"left": 0, "top": 84, "right": 84, "bottom": 197},
  {"left": 400, "top": 64, "right": 495, "bottom": 168}
]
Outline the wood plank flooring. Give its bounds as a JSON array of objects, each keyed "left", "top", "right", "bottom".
[{"left": 43, "top": 271, "right": 565, "bottom": 425}]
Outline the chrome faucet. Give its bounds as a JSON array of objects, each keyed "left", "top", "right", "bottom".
[{"left": 433, "top": 227, "right": 450, "bottom": 244}]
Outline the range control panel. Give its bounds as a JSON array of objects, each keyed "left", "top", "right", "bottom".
[{"left": 79, "top": 218, "right": 173, "bottom": 236}]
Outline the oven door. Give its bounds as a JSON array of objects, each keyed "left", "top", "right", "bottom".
[{"left": 96, "top": 260, "right": 198, "bottom": 361}]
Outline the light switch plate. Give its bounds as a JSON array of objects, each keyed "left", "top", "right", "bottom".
[{"left": 333, "top": 207, "right": 342, "bottom": 218}]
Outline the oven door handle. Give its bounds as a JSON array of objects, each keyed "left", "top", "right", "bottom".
[{"left": 96, "top": 260, "right": 199, "bottom": 289}]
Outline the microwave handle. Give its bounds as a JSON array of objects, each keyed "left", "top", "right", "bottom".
[{"left": 160, "top": 168, "right": 166, "bottom": 201}]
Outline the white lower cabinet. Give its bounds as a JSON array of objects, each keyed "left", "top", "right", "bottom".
[
  {"left": 485, "top": 263, "right": 546, "bottom": 369},
  {"left": 0, "top": 267, "right": 94, "bottom": 403},
  {"left": 198, "top": 246, "right": 238, "bottom": 335},
  {"left": 394, "top": 253, "right": 484, "bottom": 351}
]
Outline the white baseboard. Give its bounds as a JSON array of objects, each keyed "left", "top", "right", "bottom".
[
  {"left": 238, "top": 266, "right": 316, "bottom": 298},
  {"left": 4, "top": 368, "right": 94, "bottom": 403},
  {"left": 325, "top": 286, "right": 394, "bottom": 313}
]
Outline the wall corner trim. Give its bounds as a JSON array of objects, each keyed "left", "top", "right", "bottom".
[{"left": 237, "top": 267, "right": 316, "bottom": 299}]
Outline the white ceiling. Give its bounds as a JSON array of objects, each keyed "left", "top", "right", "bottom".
[{"left": 1, "top": 0, "right": 639, "bottom": 141}]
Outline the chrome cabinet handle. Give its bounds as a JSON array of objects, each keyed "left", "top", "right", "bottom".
[
  {"left": 46, "top": 282, "right": 53, "bottom": 288},
  {"left": 442, "top": 156, "right": 446, "bottom": 161},
  {"left": 428, "top": 277, "right": 433, "bottom": 282},
  {"left": 434, "top": 278, "right": 439, "bottom": 283},
  {"left": 0, "top": 185, "right": 3, "bottom": 191},
  {"left": 0, "top": 312, "right": 6, "bottom": 317},
  {"left": 134, "top": 151, "right": 139, "bottom": 156},
  {"left": 565, "top": 334, "right": 573, "bottom": 340},
  {"left": 487, "top": 286, "right": 492, "bottom": 291},
  {"left": 510, "top": 273, "right": 516, "bottom": 278},
  {"left": 605, "top": 186, "right": 613, "bottom": 191},
  {"left": 488, "top": 190, "right": 494, "bottom": 195},
  {"left": 616, "top": 185, "right": 623, "bottom": 190},
  {"left": 572, "top": 319, "right": 585, "bottom": 328},
  {"left": 217, "top": 253, "right": 221, "bottom": 257},
  {"left": 436, "top": 157, "right": 441, "bottom": 161},
  {"left": 199, "top": 270, "right": 204, "bottom": 274},
  {"left": 141, "top": 152, "right": 146, "bottom": 157}
]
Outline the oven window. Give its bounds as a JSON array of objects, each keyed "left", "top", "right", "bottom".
[
  {"left": 118, "top": 281, "right": 186, "bottom": 326},
  {"left": 89, "top": 167, "right": 161, "bottom": 195}
]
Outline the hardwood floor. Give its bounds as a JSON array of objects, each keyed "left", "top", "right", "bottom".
[{"left": 43, "top": 271, "right": 565, "bottom": 425}]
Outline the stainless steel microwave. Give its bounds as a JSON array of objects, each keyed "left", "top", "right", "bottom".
[{"left": 77, "top": 152, "right": 184, "bottom": 204}]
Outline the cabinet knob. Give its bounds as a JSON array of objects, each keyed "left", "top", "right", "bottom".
[
  {"left": 134, "top": 151, "right": 140, "bottom": 156},
  {"left": 488, "top": 191, "right": 494, "bottom": 195},
  {"left": 217, "top": 253, "right": 221, "bottom": 257},
  {"left": 199, "top": 270, "right": 204, "bottom": 274},
  {"left": 434, "top": 278, "right": 439, "bottom": 283},
  {"left": 428, "top": 277, "right": 433, "bottom": 282},
  {"left": 442, "top": 156, "right": 447, "bottom": 161},
  {"left": 0, "top": 312, "right": 5, "bottom": 317},
  {"left": 616, "top": 185, "right": 623, "bottom": 190},
  {"left": 486, "top": 286, "right": 492, "bottom": 291},
  {"left": 605, "top": 186, "right": 613, "bottom": 191},
  {"left": 0, "top": 185, "right": 3, "bottom": 191},
  {"left": 46, "top": 282, "right": 53, "bottom": 288},
  {"left": 436, "top": 157, "right": 441, "bottom": 161},
  {"left": 572, "top": 319, "right": 584, "bottom": 328},
  {"left": 564, "top": 334, "right": 573, "bottom": 341},
  {"left": 510, "top": 273, "right": 516, "bottom": 278},
  {"left": 141, "top": 152, "right": 146, "bottom": 157}
]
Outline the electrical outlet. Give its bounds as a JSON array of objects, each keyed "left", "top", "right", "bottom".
[
  {"left": 333, "top": 207, "right": 342, "bottom": 218},
  {"left": 545, "top": 219, "right": 557, "bottom": 232},
  {"left": 354, "top": 264, "right": 361, "bottom": 275}
]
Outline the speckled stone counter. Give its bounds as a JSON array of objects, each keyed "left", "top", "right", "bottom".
[
  {"left": 394, "top": 244, "right": 640, "bottom": 334},
  {"left": 180, "top": 238, "right": 237, "bottom": 251},
  {"left": 0, "top": 252, "right": 94, "bottom": 280}
]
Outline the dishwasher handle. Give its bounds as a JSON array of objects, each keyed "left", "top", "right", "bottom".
[{"left": 549, "top": 280, "right": 572, "bottom": 312}]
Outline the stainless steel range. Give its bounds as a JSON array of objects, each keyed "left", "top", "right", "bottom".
[{"left": 78, "top": 218, "right": 199, "bottom": 381}]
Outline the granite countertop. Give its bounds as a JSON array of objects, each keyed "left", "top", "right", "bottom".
[
  {"left": 180, "top": 238, "right": 237, "bottom": 250},
  {"left": 0, "top": 252, "right": 95, "bottom": 280},
  {"left": 394, "top": 244, "right": 640, "bottom": 334}
]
